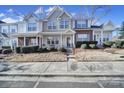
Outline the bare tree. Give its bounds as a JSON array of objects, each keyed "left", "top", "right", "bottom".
[{"left": 78, "top": 5, "right": 111, "bottom": 25}]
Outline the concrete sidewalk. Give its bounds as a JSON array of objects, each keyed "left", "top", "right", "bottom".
[{"left": 0, "top": 62, "right": 124, "bottom": 76}]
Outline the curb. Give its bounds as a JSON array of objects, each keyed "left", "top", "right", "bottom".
[{"left": 0, "top": 73, "right": 124, "bottom": 77}]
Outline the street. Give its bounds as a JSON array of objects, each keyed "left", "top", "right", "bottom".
[{"left": 0, "top": 75, "right": 124, "bottom": 88}]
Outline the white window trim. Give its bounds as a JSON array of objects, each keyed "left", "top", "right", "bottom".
[{"left": 60, "top": 20, "right": 69, "bottom": 29}]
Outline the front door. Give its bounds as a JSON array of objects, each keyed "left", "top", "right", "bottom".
[{"left": 67, "top": 37, "right": 71, "bottom": 48}]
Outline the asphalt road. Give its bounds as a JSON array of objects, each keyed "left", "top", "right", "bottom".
[{"left": 0, "top": 80, "right": 124, "bottom": 88}]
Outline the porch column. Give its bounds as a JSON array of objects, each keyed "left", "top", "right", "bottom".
[
  {"left": 72, "top": 34, "right": 75, "bottom": 48},
  {"left": 24, "top": 37, "right": 26, "bottom": 46},
  {"left": 39, "top": 36, "right": 42, "bottom": 47},
  {"left": 36, "top": 37, "right": 38, "bottom": 46},
  {"left": 101, "top": 30, "right": 103, "bottom": 45},
  {"left": 92, "top": 30, "right": 94, "bottom": 41},
  {"left": 60, "top": 34, "right": 63, "bottom": 47}
]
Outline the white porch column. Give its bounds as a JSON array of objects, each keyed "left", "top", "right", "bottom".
[
  {"left": 36, "top": 37, "right": 38, "bottom": 46},
  {"left": 72, "top": 34, "right": 75, "bottom": 48},
  {"left": 39, "top": 36, "right": 42, "bottom": 47},
  {"left": 101, "top": 30, "right": 103, "bottom": 45},
  {"left": 24, "top": 37, "right": 26, "bottom": 46},
  {"left": 60, "top": 34, "right": 63, "bottom": 47},
  {"left": 92, "top": 30, "right": 94, "bottom": 41}
]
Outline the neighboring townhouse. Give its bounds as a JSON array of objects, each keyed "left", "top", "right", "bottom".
[
  {"left": 0, "top": 22, "right": 18, "bottom": 49},
  {"left": 0, "top": 6, "right": 116, "bottom": 49},
  {"left": 92, "top": 20, "right": 115, "bottom": 44},
  {"left": 74, "top": 17, "right": 93, "bottom": 44}
]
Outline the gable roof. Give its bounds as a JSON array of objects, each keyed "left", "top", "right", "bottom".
[
  {"left": 57, "top": 11, "right": 72, "bottom": 19},
  {"left": 0, "top": 20, "right": 5, "bottom": 24},
  {"left": 0, "top": 33, "right": 9, "bottom": 39},
  {"left": 23, "top": 13, "right": 39, "bottom": 21},
  {"left": 104, "top": 20, "right": 115, "bottom": 27},
  {"left": 46, "top": 6, "right": 63, "bottom": 19}
]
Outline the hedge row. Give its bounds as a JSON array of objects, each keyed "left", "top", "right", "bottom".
[
  {"left": 103, "top": 41, "right": 124, "bottom": 48},
  {"left": 81, "top": 44, "right": 98, "bottom": 49},
  {"left": 16, "top": 46, "right": 67, "bottom": 53},
  {"left": 0, "top": 49, "right": 12, "bottom": 54},
  {"left": 76, "top": 41, "right": 98, "bottom": 48}
]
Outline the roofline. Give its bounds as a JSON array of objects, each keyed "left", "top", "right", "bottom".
[{"left": 46, "top": 5, "right": 63, "bottom": 19}]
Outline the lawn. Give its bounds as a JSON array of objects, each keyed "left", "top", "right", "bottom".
[
  {"left": 3, "top": 52, "right": 67, "bottom": 62},
  {"left": 74, "top": 48, "right": 124, "bottom": 62}
]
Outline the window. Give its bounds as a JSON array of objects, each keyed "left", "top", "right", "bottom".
[
  {"left": 31, "top": 38, "right": 37, "bottom": 45},
  {"left": 47, "top": 37, "right": 59, "bottom": 45},
  {"left": 2, "top": 29, "right": 7, "bottom": 33},
  {"left": 48, "top": 21, "right": 56, "bottom": 29},
  {"left": 76, "top": 20, "right": 87, "bottom": 28},
  {"left": 28, "top": 23, "right": 37, "bottom": 31},
  {"left": 60, "top": 20, "right": 69, "bottom": 29},
  {"left": 77, "top": 34, "right": 89, "bottom": 41},
  {"left": 11, "top": 29, "right": 16, "bottom": 33}
]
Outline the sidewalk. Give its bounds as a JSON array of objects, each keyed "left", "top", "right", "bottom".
[{"left": 0, "top": 62, "right": 124, "bottom": 76}]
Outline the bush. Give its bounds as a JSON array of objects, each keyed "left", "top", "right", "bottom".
[
  {"left": 115, "top": 41, "right": 124, "bottom": 48},
  {"left": 16, "top": 47, "right": 21, "bottom": 53},
  {"left": 50, "top": 48, "right": 58, "bottom": 52},
  {"left": 81, "top": 44, "right": 88, "bottom": 49},
  {"left": 38, "top": 48, "right": 49, "bottom": 53},
  {"left": 2, "top": 49, "right": 12, "bottom": 54},
  {"left": 89, "top": 44, "right": 98, "bottom": 49},
  {"left": 59, "top": 47, "right": 67, "bottom": 52},
  {"left": 103, "top": 41, "right": 115, "bottom": 48},
  {"left": 2, "top": 46, "right": 11, "bottom": 49},
  {"left": 76, "top": 41, "right": 98, "bottom": 48},
  {"left": 0, "top": 49, "right": 2, "bottom": 54},
  {"left": 21, "top": 46, "right": 39, "bottom": 53}
]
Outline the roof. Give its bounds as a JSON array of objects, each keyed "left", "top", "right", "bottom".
[
  {"left": 46, "top": 6, "right": 63, "bottom": 19},
  {"left": 0, "top": 20, "right": 5, "bottom": 24},
  {"left": 91, "top": 24, "right": 103, "bottom": 28},
  {"left": 0, "top": 33, "right": 9, "bottom": 39}
]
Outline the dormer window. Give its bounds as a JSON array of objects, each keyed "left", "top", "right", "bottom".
[
  {"left": 48, "top": 21, "right": 56, "bottom": 29},
  {"left": 76, "top": 20, "right": 87, "bottom": 29},
  {"left": 28, "top": 23, "right": 37, "bottom": 31},
  {"left": 60, "top": 20, "right": 69, "bottom": 29}
]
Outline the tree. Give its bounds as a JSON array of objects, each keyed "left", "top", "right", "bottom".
[
  {"left": 119, "top": 21, "right": 124, "bottom": 39},
  {"left": 77, "top": 5, "right": 111, "bottom": 25}
]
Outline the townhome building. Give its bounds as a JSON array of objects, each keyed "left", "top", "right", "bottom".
[{"left": 0, "top": 6, "right": 116, "bottom": 49}]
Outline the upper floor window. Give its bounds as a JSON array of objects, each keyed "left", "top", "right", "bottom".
[
  {"left": 76, "top": 20, "right": 87, "bottom": 28},
  {"left": 11, "top": 29, "right": 16, "bottom": 33},
  {"left": 77, "top": 34, "right": 89, "bottom": 41},
  {"left": 60, "top": 20, "right": 69, "bottom": 29},
  {"left": 2, "top": 29, "right": 8, "bottom": 33},
  {"left": 48, "top": 21, "right": 56, "bottom": 29},
  {"left": 28, "top": 23, "right": 37, "bottom": 31}
]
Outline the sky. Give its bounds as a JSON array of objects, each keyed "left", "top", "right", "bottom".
[{"left": 0, "top": 5, "right": 124, "bottom": 27}]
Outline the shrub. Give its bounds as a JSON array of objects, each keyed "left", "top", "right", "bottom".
[
  {"left": 2, "top": 46, "right": 11, "bottom": 49},
  {"left": 115, "top": 41, "right": 124, "bottom": 48},
  {"left": 2, "top": 49, "right": 12, "bottom": 54},
  {"left": 16, "top": 47, "right": 21, "bottom": 53},
  {"left": 59, "top": 47, "right": 67, "bottom": 52},
  {"left": 0, "top": 49, "right": 2, "bottom": 54},
  {"left": 76, "top": 41, "right": 98, "bottom": 48},
  {"left": 38, "top": 48, "right": 49, "bottom": 53},
  {"left": 81, "top": 44, "right": 88, "bottom": 49},
  {"left": 50, "top": 48, "right": 58, "bottom": 52},
  {"left": 103, "top": 41, "right": 115, "bottom": 48},
  {"left": 111, "top": 43, "right": 117, "bottom": 48},
  {"left": 89, "top": 44, "right": 98, "bottom": 49},
  {"left": 21, "top": 46, "right": 39, "bottom": 53}
]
